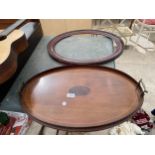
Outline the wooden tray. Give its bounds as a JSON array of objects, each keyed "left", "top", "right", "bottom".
[
  {"left": 20, "top": 66, "right": 146, "bottom": 132},
  {"left": 48, "top": 30, "right": 124, "bottom": 65}
]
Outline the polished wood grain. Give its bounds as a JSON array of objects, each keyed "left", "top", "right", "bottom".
[
  {"left": 20, "top": 66, "right": 144, "bottom": 132},
  {"left": 0, "top": 19, "right": 28, "bottom": 84},
  {"left": 0, "top": 22, "right": 28, "bottom": 84},
  {"left": 0, "top": 50, "right": 17, "bottom": 84},
  {"left": 0, "top": 20, "right": 43, "bottom": 102},
  {"left": 0, "top": 30, "right": 27, "bottom": 64},
  {"left": 0, "top": 19, "right": 26, "bottom": 40}
]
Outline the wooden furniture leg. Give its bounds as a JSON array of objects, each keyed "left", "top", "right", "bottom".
[{"left": 39, "top": 125, "right": 45, "bottom": 135}]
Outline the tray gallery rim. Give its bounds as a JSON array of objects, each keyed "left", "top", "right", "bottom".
[{"left": 20, "top": 66, "right": 145, "bottom": 132}]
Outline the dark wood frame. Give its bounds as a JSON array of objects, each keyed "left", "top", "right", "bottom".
[
  {"left": 20, "top": 66, "right": 146, "bottom": 132},
  {"left": 48, "top": 29, "right": 124, "bottom": 65}
]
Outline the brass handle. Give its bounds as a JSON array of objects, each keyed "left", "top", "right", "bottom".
[{"left": 138, "top": 79, "right": 148, "bottom": 96}]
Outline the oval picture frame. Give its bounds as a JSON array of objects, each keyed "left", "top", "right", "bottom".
[{"left": 48, "top": 29, "right": 124, "bottom": 65}]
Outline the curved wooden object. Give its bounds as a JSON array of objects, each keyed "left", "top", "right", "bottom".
[
  {"left": 20, "top": 66, "right": 145, "bottom": 132},
  {"left": 0, "top": 30, "right": 28, "bottom": 84},
  {"left": 48, "top": 30, "right": 124, "bottom": 65}
]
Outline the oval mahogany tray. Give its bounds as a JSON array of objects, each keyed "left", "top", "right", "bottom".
[
  {"left": 48, "top": 30, "right": 124, "bottom": 65},
  {"left": 20, "top": 66, "right": 145, "bottom": 132}
]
